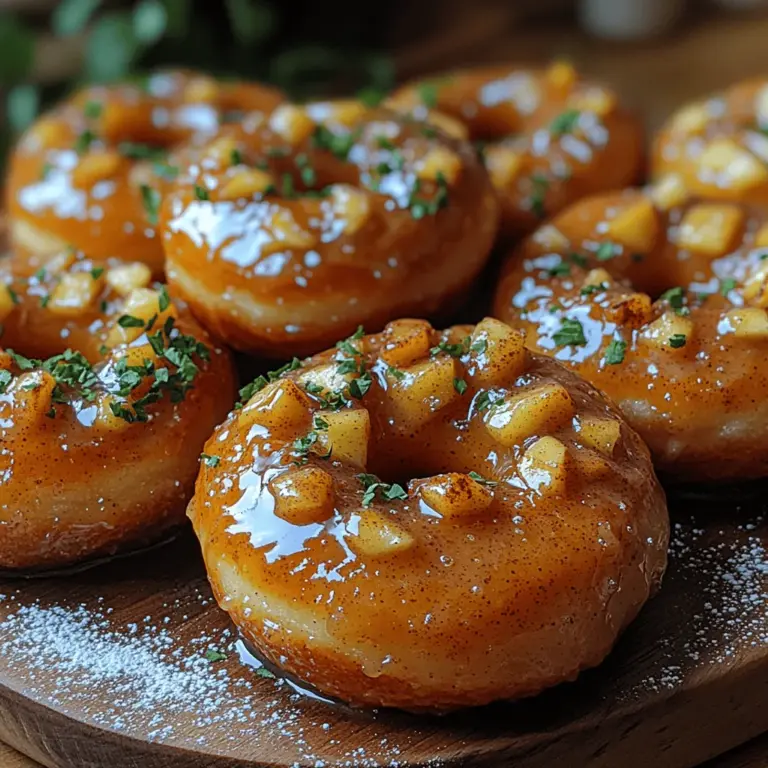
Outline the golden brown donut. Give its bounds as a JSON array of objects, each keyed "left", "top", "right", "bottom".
[
  {"left": 161, "top": 100, "right": 499, "bottom": 357},
  {"left": 0, "top": 249, "right": 235, "bottom": 570},
  {"left": 494, "top": 182, "right": 768, "bottom": 483},
  {"left": 188, "top": 317, "right": 668, "bottom": 712},
  {"left": 389, "top": 61, "right": 644, "bottom": 238},
  {"left": 652, "top": 77, "right": 768, "bottom": 207},
  {"left": 5, "top": 70, "right": 284, "bottom": 277}
]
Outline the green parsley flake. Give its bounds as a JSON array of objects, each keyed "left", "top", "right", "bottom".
[
  {"left": 550, "top": 109, "right": 581, "bottom": 136},
  {"left": 417, "top": 82, "right": 439, "bottom": 109},
  {"left": 230, "top": 148, "right": 243, "bottom": 166},
  {"left": 595, "top": 242, "right": 617, "bottom": 261},
  {"left": 604, "top": 339, "right": 627, "bottom": 365},
  {"left": 720, "top": 278, "right": 737, "bottom": 296},
  {"left": 468, "top": 470, "right": 497, "bottom": 487},
  {"left": 453, "top": 378, "right": 468, "bottom": 395},
  {"left": 194, "top": 184, "right": 210, "bottom": 201},
  {"left": 118, "top": 142, "right": 167, "bottom": 161},
  {"left": 75, "top": 129, "right": 97, "bottom": 154},
  {"left": 237, "top": 358, "right": 304, "bottom": 405},
  {"left": 530, "top": 174, "right": 549, "bottom": 218},
  {"left": 204, "top": 650, "right": 227, "bottom": 662},
  {"left": 83, "top": 100, "right": 103, "bottom": 120},
  {"left": 140, "top": 184, "right": 161, "bottom": 226},
  {"left": 357, "top": 473, "right": 408, "bottom": 507},
  {"left": 553, "top": 317, "right": 587, "bottom": 347},
  {"left": 90, "top": 267, "right": 104, "bottom": 279},
  {"left": 669, "top": 334, "right": 687, "bottom": 348},
  {"left": 255, "top": 667, "right": 276, "bottom": 679}
]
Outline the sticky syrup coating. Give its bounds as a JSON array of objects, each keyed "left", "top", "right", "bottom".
[
  {"left": 188, "top": 318, "right": 668, "bottom": 712},
  {"left": 388, "top": 61, "right": 644, "bottom": 238},
  {"left": 161, "top": 100, "right": 499, "bottom": 356},
  {"left": 5, "top": 70, "right": 284, "bottom": 277},
  {"left": 493, "top": 185, "right": 768, "bottom": 483},
  {"left": 652, "top": 77, "right": 768, "bottom": 207},
  {"left": 0, "top": 250, "right": 235, "bottom": 570}
]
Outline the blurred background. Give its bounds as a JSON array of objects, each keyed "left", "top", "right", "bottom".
[{"left": 2, "top": 0, "right": 768, "bottom": 163}]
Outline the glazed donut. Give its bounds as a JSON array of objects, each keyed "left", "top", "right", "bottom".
[
  {"left": 188, "top": 317, "right": 668, "bottom": 711},
  {"left": 653, "top": 77, "right": 768, "bottom": 207},
  {"left": 388, "top": 61, "right": 644, "bottom": 238},
  {"left": 5, "top": 70, "right": 283, "bottom": 277},
  {"left": 0, "top": 249, "right": 235, "bottom": 570},
  {"left": 161, "top": 100, "right": 499, "bottom": 356},
  {"left": 494, "top": 183, "right": 768, "bottom": 482}
]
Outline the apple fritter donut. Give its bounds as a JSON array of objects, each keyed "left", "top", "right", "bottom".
[
  {"left": 5, "top": 70, "right": 283, "bottom": 277},
  {"left": 161, "top": 101, "right": 499, "bottom": 356},
  {"left": 0, "top": 250, "right": 235, "bottom": 570},
  {"left": 188, "top": 318, "right": 668, "bottom": 711},
  {"left": 494, "top": 184, "right": 768, "bottom": 482},
  {"left": 652, "top": 77, "right": 768, "bottom": 207},
  {"left": 389, "top": 62, "right": 644, "bottom": 238}
]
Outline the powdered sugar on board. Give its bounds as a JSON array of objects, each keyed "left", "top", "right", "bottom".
[{"left": 0, "top": 505, "right": 764, "bottom": 767}]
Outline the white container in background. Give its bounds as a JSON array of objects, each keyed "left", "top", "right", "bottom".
[{"left": 579, "top": 0, "right": 686, "bottom": 40}]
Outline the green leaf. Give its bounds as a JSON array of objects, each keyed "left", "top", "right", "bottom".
[
  {"left": 52, "top": 0, "right": 102, "bottom": 37},
  {"left": 85, "top": 12, "right": 138, "bottom": 82},
  {"left": 133, "top": 0, "right": 168, "bottom": 45},
  {"left": 225, "top": 0, "right": 275, "bottom": 45},
  {"left": 0, "top": 14, "right": 35, "bottom": 82},
  {"left": 7, "top": 85, "right": 39, "bottom": 133}
]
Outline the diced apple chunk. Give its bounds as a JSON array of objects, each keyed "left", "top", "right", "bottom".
[
  {"left": 642, "top": 311, "right": 694, "bottom": 350},
  {"left": 315, "top": 408, "right": 370, "bottom": 467},
  {"left": 519, "top": 436, "right": 569, "bottom": 496},
  {"left": 484, "top": 382, "right": 574, "bottom": 448},
  {"left": 418, "top": 473, "right": 493, "bottom": 520},
  {"left": 350, "top": 510, "right": 414, "bottom": 557},
  {"left": 470, "top": 317, "right": 527, "bottom": 385},
  {"left": 606, "top": 197, "right": 658, "bottom": 253},
  {"left": 268, "top": 104, "right": 316, "bottom": 144},
  {"left": 484, "top": 146, "right": 523, "bottom": 189},
  {"left": 105, "top": 263, "right": 152, "bottom": 296},
  {"left": 723, "top": 307, "right": 768, "bottom": 338},
  {"left": 577, "top": 417, "right": 621, "bottom": 456},
  {"left": 648, "top": 173, "right": 688, "bottom": 211},
  {"left": 546, "top": 60, "right": 577, "bottom": 92},
  {"left": 698, "top": 139, "right": 768, "bottom": 191},
  {"left": 380, "top": 319, "right": 432, "bottom": 368},
  {"left": 670, "top": 103, "right": 709, "bottom": 134},
  {"left": 742, "top": 261, "right": 768, "bottom": 308},
  {"left": 532, "top": 223, "right": 570, "bottom": 251},
  {"left": 238, "top": 379, "right": 312, "bottom": 434},
  {"left": 386, "top": 355, "right": 459, "bottom": 431},
  {"left": 220, "top": 169, "right": 276, "bottom": 200},
  {"left": 674, "top": 204, "right": 744, "bottom": 256},
  {"left": 329, "top": 184, "right": 371, "bottom": 236},
  {"left": 415, "top": 146, "right": 462, "bottom": 184},
  {"left": 569, "top": 87, "right": 615, "bottom": 117},
  {"left": 47, "top": 272, "right": 102, "bottom": 317},
  {"left": 270, "top": 466, "right": 336, "bottom": 526},
  {"left": 299, "top": 362, "right": 355, "bottom": 400}
]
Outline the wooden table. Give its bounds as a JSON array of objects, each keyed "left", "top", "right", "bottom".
[{"left": 3, "top": 7, "right": 768, "bottom": 768}]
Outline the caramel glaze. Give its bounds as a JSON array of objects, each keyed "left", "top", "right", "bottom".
[
  {"left": 5, "top": 70, "right": 284, "bottom": 277},
  {"left": 388, "top": 62, "right": 644, "bottom": 238},
  {"left": 0, "top": 250, "right": 235, "bottom": 570},
  {"left": 161, "top": 101, "right": 499, "bottom": 357},
  {"left": 653, "top": 77, "right": 768, "bottom": 207},
  {"left": 188, "top": 318, "right": 668, "bottom": 712},
  {"left": 493, "top": 187, "right": 768, "bottom": 483}
]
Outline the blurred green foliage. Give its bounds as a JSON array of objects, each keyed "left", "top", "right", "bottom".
[{"left": 0, "top": 0, "right": 394, "bottom": 158}]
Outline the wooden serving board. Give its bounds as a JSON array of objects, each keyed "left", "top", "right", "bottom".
[{"left": 0, "top": 489, "right": 762, "bottom": 768}]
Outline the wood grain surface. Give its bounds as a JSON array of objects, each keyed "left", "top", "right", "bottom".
[{"left": 1, "top": 7, "right": 768, "bottom": 768}]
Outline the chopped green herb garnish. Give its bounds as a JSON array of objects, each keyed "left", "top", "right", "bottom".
[
  {"left": 230, "top": 148, "right": 243, "bottom": 166},
  {"left": 581, "top": 282, "right": 608, "bottom": 296},
  {"left": 357, "top": 473, "right": 408, "bottom": 507},
  {"left": 118, "top": 141, "right": 166, "bottom": 161},
  {"left": 117, "top": 314, "right": 145, "bottom": 328},
  {"left": 201, "top": 454, "right": 220, "bottom": 467},
  {"left": 553, "top": 317, "right": 587, "bottom": 347},
  {"left": 204, "top": 650, "right": 227, "bottom": 662},
  {"left": 604, "top": 339, "right": 627, "bottom": 365},
  {"left": 153, "top": 162, "right": 179, "bottom": 180},
  {"left": 720, "top": 278, "right": 737, "bottom": 296},
  {"left": 417, "top": 82, "right": 439, "bottom": 109},
  {"left": 431, "top": 336, "right": 470, "bottom": 358},
  {"left": 0, "top": 370, "right": 12, "bottom": 394},
  {"left": 530, "top": 173, "right": 549, "bottom": 218},
  {"left": 311, "top": 125, "right": 358, "bottom": 161},
  {"left": 255, "top": 667, "right": 276, "bottom": 679},
  {"left": 468, "top": 470, "right": 497, "bottom": 487},
  {"left": 74, "top": 129, "right": 97, "bottom": 154},
  {"left": 83, "top": 100, "right": 103, "bottom": 120},
  {"left": 408, "top": 172, "right": 449, "bottom": 219},
  {"left": 7, "top": 287, "right": 19, "bottom": 305},
  {"left": 569, "top": 252, "right": 588, "bottom": 268},
  {"left": 550, "top": 109, "right": 581, "bottom": 136},
  {"left": 474, "top": 391, "right": 493, "bottom": 412},
  {"left": 194, "top": 184, "right": 210, "bottom": 201},
  {"left": 387, "top": 365, "right": 405, "bottom": 381},
  {"left": 237, "top": 358, "right": 303, "bottom": 405},
  {"left": 548, "top": 262, "right": 571, "bottom": 277},
  {"left": 140, "top": 184, "right": 161, "bottom": 226},
  {"left": 90, "top": 267, "right": 104, "bottom": 279},
  {"left": 669, "top": 334, "right": 687, "bottom": 348},
  {"left": 596, "top": 242, "right": 617, "bottom": 261},
  {"left": 453, "top": 378, "right": 468, "bottom": 395}
]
